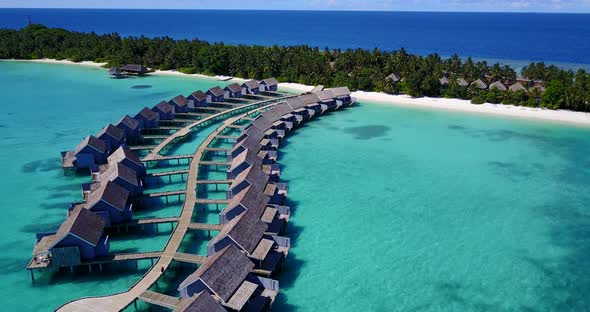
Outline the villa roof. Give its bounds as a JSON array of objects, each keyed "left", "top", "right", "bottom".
[
  {"left": 86, "top": 181, "right": 129, "bottom": 212},
  {"left": 174, "top": 292, "right": 225, "bottom": 312},
  {"left": 299, "top": 93, "right": 321, "bottom": 105},
  {"left": 327, "top": 87, "right": 351, "bottom": 98},
  {"left": 73, "top": 135, "right": 107, "bottom": 156},
  {"left": 250, "top": 115, "right": 274, "bottom": 132},
  {"left": 314, "top": 89, "right": 336, "bottom": 102},
  {"left": 212, "top": 213, "right": 267, "bottom": 255},
  {"left": 470, "top": 79, "right": 488, "bottom": 89},
  {"left": 509, "top": 82, "right": 527, "bottom": 92},
  {"left": 190, "top": 90, "right": 208, "bottom": 101},
  {"left": 154, "top": 101, "right": 173, "bottom": 114},
  {"left": 34, "top": 206, "right": 105, "bottom": 254},
  {"left": 242, "top": 80, "right": 260, "bottom": 89},
  {"left": 386, "top": 73, "right": 402, "bottom": 82},
  {"left": 116, "top": 115, "right": 140, "bottom": 131},
  {"left": 170, "top": 95, "right": 189, "bottom": 107},
  {"left": 229, "top": 148, "right": 262, "bottom": 172},
  {"left": 97, "top": 124, "right": 125, "bottom": 141},
  {"left": 260, "top": 78, "right": 278, "bottom": 86},
  {"left": 136, "top": 107, "right": 159, "bottom": 121},
  {"left": 262, "top": 103, "right": 293, "bottom": 122},
  {"left": 208, "top": 86, "right": 225, "bottom": 97},
  {"left": 224, "top": 83, "right": 242, "bottom": 93},
  {"left": 439, "top": 77, "right": 450, "bottom": 85},
  {"left": 489, "top": 81, "right": 507, "bottom": 91},
  {"left": 100, "top": 162, "right": 139, "bottom": 187},
  {"left": 456, "top": 78, "right": 469, "bottom": 87},
  {"left": 108, "top": 147, "right": 143, "bottom": 168},
  {"left": 121, "top": 64, "right": 148, "bottom": 73},
  {"left": 178, "top": 245, "right": 254, "bottom": 302}
]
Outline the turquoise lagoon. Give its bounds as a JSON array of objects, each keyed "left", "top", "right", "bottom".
[{"left": 1, "top": 62, "right": 589, "bottom": 311}]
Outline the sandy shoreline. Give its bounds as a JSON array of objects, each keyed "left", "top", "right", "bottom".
[{"left": 4, "top": 58, "right": 590, "bottom": 127}]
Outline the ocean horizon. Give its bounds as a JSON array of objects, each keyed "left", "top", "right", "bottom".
[{"left": 1, "top": 9, "right": 590, "bottom": 69}]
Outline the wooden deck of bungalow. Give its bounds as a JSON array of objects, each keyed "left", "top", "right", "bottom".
[{"left": 57, "top": 99, "right": 283, "bottom": 312}]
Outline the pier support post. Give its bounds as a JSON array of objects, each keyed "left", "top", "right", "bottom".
[
  {"left": 29, "top": 269, "right": 35, "bottom": 282},
  {"left": 88, "top": 264, "right": 92, "bottom": 273},
  {"left": 99, "top": 264, "right": 103, "bottom": 272}
]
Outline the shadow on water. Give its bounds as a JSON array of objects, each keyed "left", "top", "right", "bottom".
[
  {"left": 273, "top": 197, "right": 306, "bottom": 312},
  {"left": 342, "top": 125, "right": 390, "bottom": 140},
  {"left": 21, "top": 158, "right": 61, "bottom": 173},
  {"left": 131, "top": 85, "right": 152, "bottom": 89}
]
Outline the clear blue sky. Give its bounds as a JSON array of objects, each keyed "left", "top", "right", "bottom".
[{"left": 1, "top": 0, "right": 590, "bottom": 13}]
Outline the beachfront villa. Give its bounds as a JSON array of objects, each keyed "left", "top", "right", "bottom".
[
  {"left": 242, "top": 80, "right": 261, "bottom": 95},
  {"left": 32, "top": 206, "right": 109, "bottom": 268},
  {"left": 96, "top": 124, "right": 126, "bottom": 150},
  {"left": 76, "top": 181, "right": 132, "bottom": 226},
  {"left": 509, "top": 82, "right": 527, "bottom": 92},
  {"left": 386, "top": 73, "right": 402, "bottom": 84},
  {"left": 259, "top": 78, "right": 279, "bottom": 92},
  {"left": 207, "top": 86, "right": 225, "bottom": 103},
  {"left": 470, "top": 79, "right": 488, "bottom": 90},
  {"left": 456, "top": 78, "right": 469, "bottom": 87},
  {"left": 224, "top": 83, "right": 243, "bottom": 98},
  {"left": 169, "top": 95, "right": 191, "bottom": 113},
  {"left": 188, "top": 90, "right": 208, "bottom": 107},
  {"left": 134, "top": 107, "right": 160, "bottom": 128},
  {"left": 489, "top": 81, "right": 508, "bottom": 91},
  {"left": 152, "top": 101, "right": 176, "bottom": 120},
  {"left": 178, "top": 245, "right": 279, "bottom": 312},
  {"left": 115, "top": 115, "right": 142, "bottom": 141},
  {"left": 439, "top": 77, "right": 450, "bottom": 86},
  {"left": 107, "top": 146, "right": 147, "bottom": 178},
  {"left": 61, "top": 135, "right": 109, "bottom": 170}
]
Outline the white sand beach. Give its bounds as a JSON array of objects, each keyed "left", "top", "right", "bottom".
[
  {"left": 4, "top": 59, "right": 590, "bottom": 126},
  {"left": 279, "top": 82, "right": 590, "bottom": 127}
]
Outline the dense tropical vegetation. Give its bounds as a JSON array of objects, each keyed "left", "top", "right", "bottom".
[{"left": 1, "top": 24, "right": 590, "bottom": 111}]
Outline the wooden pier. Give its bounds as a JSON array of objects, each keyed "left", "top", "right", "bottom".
[
  {"left": 138, "top": 291, "right": 181, "bottom": 310},
  {"left": 173, "top": 252, "right": 207, "bottom": 265},
  {"left": 57, "top": 102, "right": 284, "bottom": 312}
]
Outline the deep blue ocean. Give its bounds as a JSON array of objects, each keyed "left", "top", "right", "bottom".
[{"left": 1, "top": 9, "right": 590, "bottom": 68}]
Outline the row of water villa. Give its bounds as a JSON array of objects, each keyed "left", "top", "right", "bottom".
[
  {"left": 387, "top": 73, "right": 546, "bottom": 92},
  {"left": 27, "top": 74, "right": 354, "bottom": 311}
]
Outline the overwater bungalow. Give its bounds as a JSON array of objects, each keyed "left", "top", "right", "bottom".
[
  {"left": 509, "top": 82, "right": 527, "bottom": 92},
  {"left": 107, "top": 146, "right": 146, "bottom": 178},
  {"left": 207, "top": 213, "right": 289, "bottom": 274},
  {"left": 261, "top": 103, "right": 293, "bottom": 127},
  {"left": 242, "top": 80, "right": 261, "bottom": 95},
  {"left": 174, "top": 291, "right": 226, "bottom": 312},
  {"left": 92, "top": 162, "right": 143, "bottom": 198},
  {"left": 221, "top": 185, "right": 269, "bottom": 225},
  {"left": 224, "top": 83, "right": 243, "bottom": 99},
  {"left": 259, "top": 138, "right": 279, "bottom": 151},
  {"left": 489, "top": 81, "right": 508, "bottom": 91},
  {"left": 115, "top": 115, "right": 142, "bottom": 140},
  {"left": 235, "top": 124, "right": 265, "bottom": 146},
  {"left": 227, "top": 148, "right": 264, "bottom": 179},
  {"left": 230, "top": 134, "right": 265, "bottom": 162},
  {"left": 97, "top": 124, "right": 126, "bottom": 151},
  {"left": 169, "top": 95, "right": 191, "bottom": 113},
  {"left": 207, "top": 86, "right": 225, "bottom": 103},
  {"left": 120, "top": 64, "right": 149, "bottom": 76},
  {"left": 327, "top": 86, "right": 352, "bottom": 107},
  {"left": 152, "top": 101, "right": 175, "bottom": 120},
  {"left": 188, "top": 90, "right": 208, "bottom": 108},
  {"left": 259, "top": 78, "right": 279, "bottom": 92},
  {"left": 108, "top": 67, "right": 125, "bottom": 79},
  {"left": 456, "top": 78, "right": 469, "bottom": 87},
  {"left": 31, "top": 206, "right": 109, "bottom": 268},
  {"left": 470, "top": 79, "right": 488, "bottom": 90},
  {"left": 76, "top": 181, "right": 132, "bottom": 226},
  {"left": 62, "top": 135, "right": 109, "bottom": 170},
  {"left": 304, "top": 92, "right": 331, "bottom": 112},
  {"left": 263, "top": 128, "right": 285, "bottom": 141},
  {"left": 226, "top": 165, "right": 269, "bottom": 199},
  {"left": 179, "top": 245, "right": 279, "bottom": 312},
  {"left": 134, "top": 107, "right": 160, "bottom": 129}
]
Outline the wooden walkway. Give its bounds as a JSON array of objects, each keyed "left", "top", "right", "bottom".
[
  {"left": 57, "top": 102, "right": 284, "bottom": 312},
  {"left": 198, "top": 160, "right": 231, "bottom": 166},
  {"left": 148, "top": 169, "right": 190, "bottom": 178},
  {"left": 204, "top": 147, "right": 231, "bottom": 152},
  {"left": 143, "top": 190, "right": 186, "bottom": 199},
  {"left": 173, "top": 252, "right": 207, "bottom": 265},
  {"left": 188, "top": 222, "right": 223, "bottom": 231},
  {"left": 142, "top": 95, "right": 294, "bottom": 161},
  {"left": 138, "top": 291, "right": 181, "bottom": 310},
  {"left": 195, "top": 179, "right": 233, "bottom": 185},
  {"left": 116, "top": 217, "right": 179, "bottom": 228},
  {"left": 195, "top": 199, "right": 230, "bottom": 205}
]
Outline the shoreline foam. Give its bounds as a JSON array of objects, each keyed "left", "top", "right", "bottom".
[{"left": 3, "top": 59, "right": 590, "bottom": 127}]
